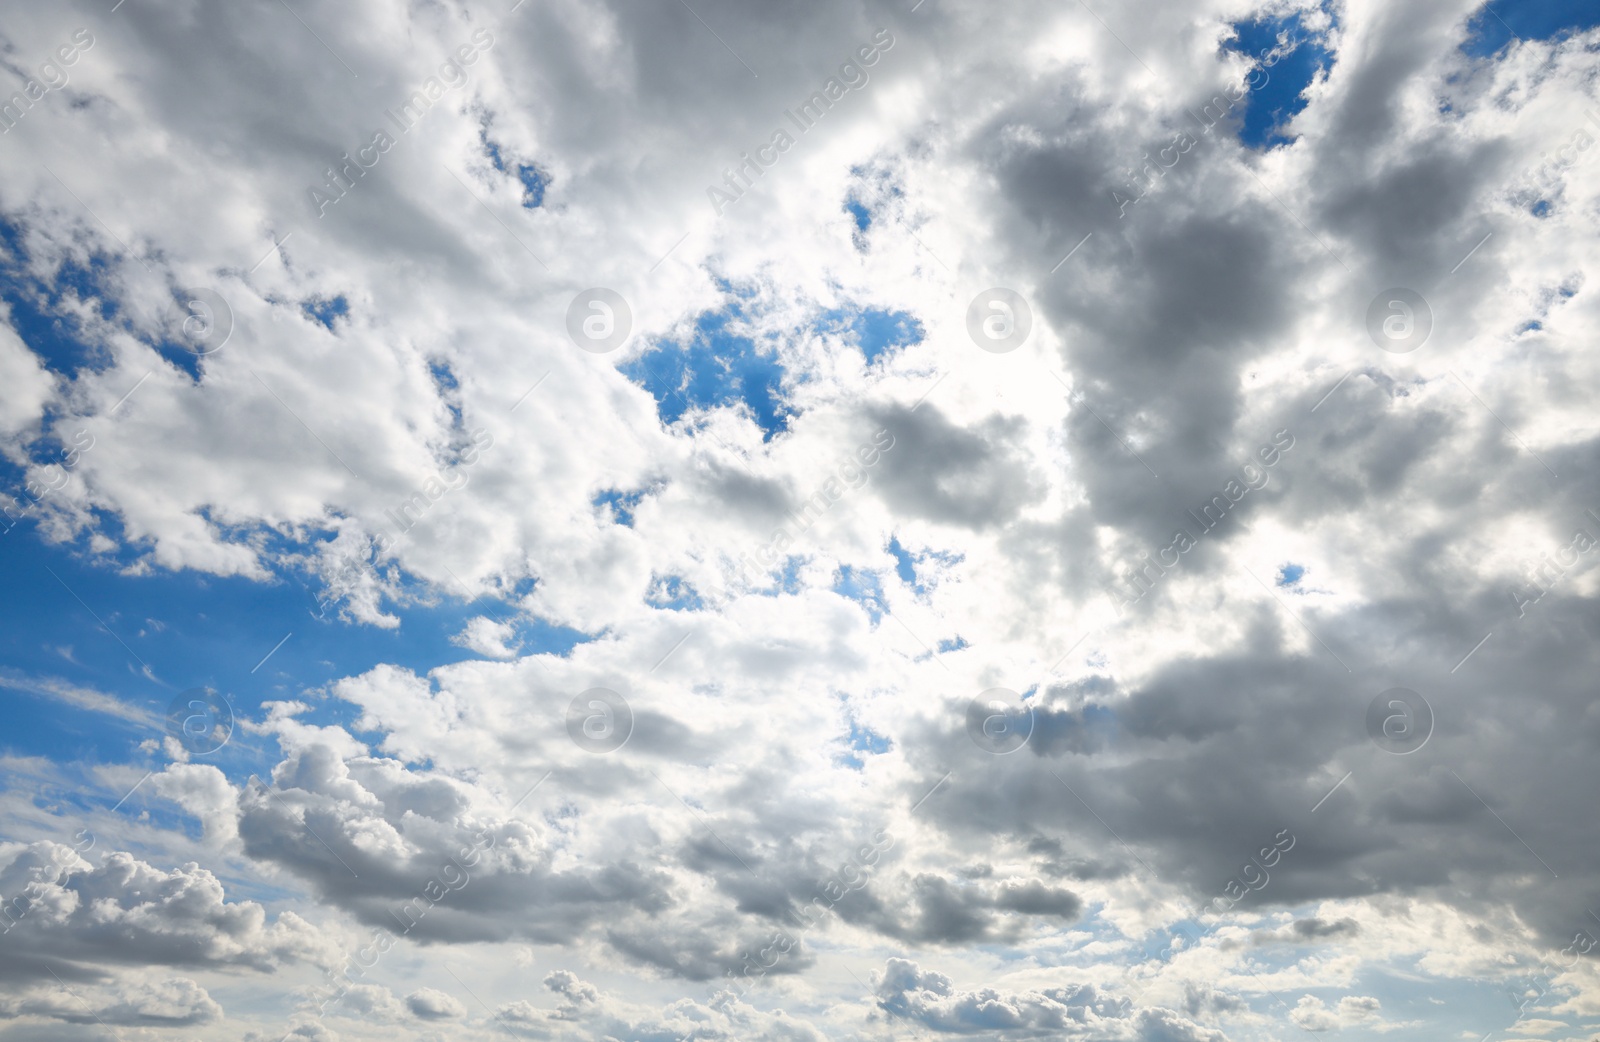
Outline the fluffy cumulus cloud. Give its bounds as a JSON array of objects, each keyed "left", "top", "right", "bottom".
[
  {"left": 0, "top": 975, "right": 223, "bottom": 1027},
  {"left": 0, "top": 842, "right": 323, "bottom": 981},
  {"left": 1288, "top": 993, "right": 1385, "bottom": 1032},
  {"left": 403, "top": 988, "right": 464, "bottom": 1021},
  {"left": 2, "top": 0, "right": 1600, "bottom": 1040}
]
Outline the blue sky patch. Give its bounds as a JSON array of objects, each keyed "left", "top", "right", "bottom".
[
  {"left": 819, "top": 306, "right": 923, "bottom": 365},
  {"left": 594, "top": 488, "right": 647, "bottom": 527},
  {"left": 302, "top": 295, "right": 349, "bottom": 331},
  {"left": 623, "top": 293, "right": 920, "bottom": 438},
  {"left": 1462, "top": 0, "right": 1600, "bottom": 57},
  {"left": 517, "top": 164, "right": 548, "bottom": 209},
  {"left": 483, "top": 134, "right": 507, "bottom": 173},
  {"left": 623, "top": 292, "right": 792, "bottom": 441},
  {"left": 842, "top": 162, "right": 904, "bottom": 250},
  {"left": 735, "top": 554, "right": 807, "bottom": 596},
  {"left": 0, "top": 215, "right": 250, "bottom": 385},
  {"left": 885, "top": 537, "right": 961, "bottom": 598},
  {"left": 428, "top": 359, "right": 466, "bottom": 434},
  {"left": 839, "top": 718, "right": 891, "bottom": 770},
  {"left": 845, "top": 197, "right": 871, "bottom": 233},
  {"left": 764, "top": 555, "right": 806, "bottom": 595},
  {"left": 0, "top": 217, "right": 121, "bottom": 379},
  {"left": 647, "top": 575, "right": 703, "bottom": 611},
  {"left": 1224, "top": 10, "right": 1335, "bottom": 149},
  {"left": 832, "top": 564, "right": 885, "bottom": 624},
  {"left": 887, "top": 536, "right": 918, "bottom": 587},
  {"left": 1277, "top": 563, "right": 1305, "bottom": 586},
  {"left": 777, "top": 555, "right": 804, "bottom": 594},
  {"left": 482, "top": 131, "right": 549, "bottom": 209},
  {"left": 0, "top": 524, "right": 591, "bottom": 783}
]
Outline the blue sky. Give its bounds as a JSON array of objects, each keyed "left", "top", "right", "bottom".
[
  {"left": 0, "top": 519, "right": 591, "bottom": 775},
  {"left": 1225, "top": 8, "right": 1335, "bottom": 149},
  {"left": 623, "top": 287, "right": 925, "bottom": 439},
  {"left": 1462, "top": 0, "right": 1600, "bottom": 55}
]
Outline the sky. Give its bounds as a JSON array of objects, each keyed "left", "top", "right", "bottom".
[{"left": 0, "top": 0, "right": 1598, "bottom": 1040}]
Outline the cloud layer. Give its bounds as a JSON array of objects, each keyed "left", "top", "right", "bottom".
[{"left": 2, "top": 0, "right": 1599, "bottom": 1040}]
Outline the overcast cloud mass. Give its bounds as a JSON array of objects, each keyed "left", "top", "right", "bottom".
[{"left": 1, "top": 0, "right": 1599, "bottom": 1039}]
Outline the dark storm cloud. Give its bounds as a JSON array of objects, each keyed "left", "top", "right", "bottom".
[
  {"left": 1318, "top": 140, "right": 1511, "bottom": 281},
  {"left": 1245, "top": 915, "right": 1362, "bottom": 948},
  {"left": 865, "top": 402, "right": 1043, "bottom": 529},
  {"left": 896, "top": 580, "right": 1600, "bottom": 960},
  {"left": 975, "top": 70, "right": 1308, "bottom": 520}
]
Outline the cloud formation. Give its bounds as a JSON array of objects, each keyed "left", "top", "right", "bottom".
[{"left": 1, "top": 0, "right": 1599, "bottom": 1040}]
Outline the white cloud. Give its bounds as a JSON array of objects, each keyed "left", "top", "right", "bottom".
[
  {"left": 0, "top": 976, "right": 223, "bottom": 1027},
  {"left": 450, "top": 616, "right": 520, "bottom": 659},
  {"left": 405, "top": 987, "right": 466, "bottom": 1020},
  {"left": 0, "top": 842, "right": 328, "bottom": 989}
]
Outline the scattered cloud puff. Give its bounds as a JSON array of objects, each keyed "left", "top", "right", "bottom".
[
  {"left": 405, "top": 988, "right": 466, "bottom": 1020},
  {"left": 450, "top": 616, "right": 520, "bottom": 659},
  {"left": 1289, "top": 993, "right": 1386, "bottom": 1032}
]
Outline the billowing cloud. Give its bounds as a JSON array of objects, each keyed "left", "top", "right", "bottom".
[{"left": 405, "top": 987, "right": 466, "bottom": 1020}]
